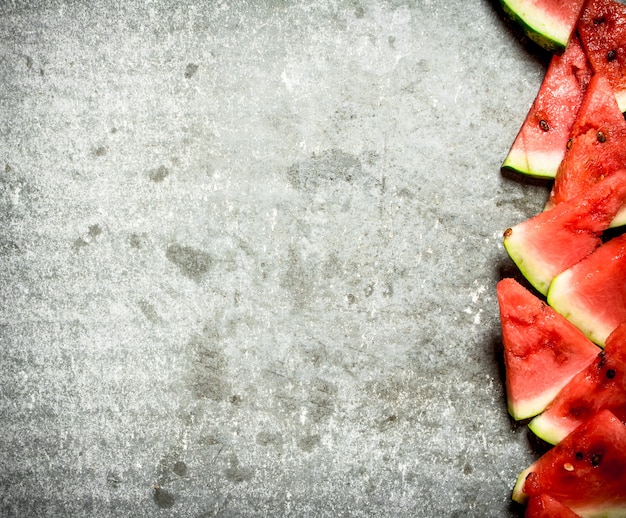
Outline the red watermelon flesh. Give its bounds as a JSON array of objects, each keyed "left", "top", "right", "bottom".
[
  {"left": 525, "top": 494, "right": 582, "bottom": 518},
  {"left": 502, "top": 34, "right": 592, "bottom": 179},
  {"left": 548, "top": 232, "right": 626, "bottom": 347},
  {"left": 503, "top": 170, "right": 626, "bottom": 295},
  {"left": 578, "top": 0, "right": 626, "bottom": 112},
  {"left": 545, "top": 73, "right": 626, "bottom": 227},
  {"left": 529, "top": 322, "right": 626, "bottom": 445},
  {"left": 513, "top": 409, "right": 626, "bottom": 516},
  {"left": 497, "top": 278, "right": 600, "bottom": 421}
]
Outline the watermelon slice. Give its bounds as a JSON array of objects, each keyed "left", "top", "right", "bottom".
[
  {"left": 578, "top": 0, "right": 626, "bottom": 112},
  {"left": 513, "top": 409, "right": 626, "bottom": 516},
  {"left": 545, "top": 73, "right": 626, "bottom": 227},
  {"left": 502, "top": 34, "right": 592, "bottom": 179},
  {"left": 529, "top": 322, "right": 626, "bottom": 445},
  {"left": 503, "top": 171, "right": 626, "bottom": 295},
  {"left": 548, "top": 232, "right": 626, "bottom": 347},
  {"left": 525, "top": 494, "right": 582, "bottom": 518},
  {"left": 497, "top": 278, "right": 600, "bottom": 420},
  {"left": 499, "top": 0, "right": 586, "bottom": 53}
]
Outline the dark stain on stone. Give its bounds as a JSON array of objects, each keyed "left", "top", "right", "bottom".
[
  {"left": 382, "top": 281, "right": 393, "bottom": 298},
  {"left": 396, "top": 187, "right": 415, "bottom": 200},
  {"left": 224, "top": 454, "right": 253, "bottom": 483},
  {"left": 187, "top": 332, "right": 229, "bottom": 401},
  {"left": 364, "top": 283, "right": 374, "bottom": 297},
  {"left": 129, "top": 232, "right": 148, "bottom": 249},
  {"left": 88, "top": 224, "right": 102, "bottom": 238},
  {"left": 256, "top": 431, "right": 283, "bottom": 449},
  {"left": 184, "top": 63, "right": 199, "bottom": 79},
  {"left": 297, "top": 433, "right": 320, "bottom": 452},
  {"left": 172, "top": 460, "right": 187, "bottom": 477},
  {"left": 73, "top": 237, "right": 89, "bottom": 251},
  {"left": 93, "top": 145, "right": 108, "bottom": 157},
  {"left": 229, "top": 394, "right": 242, "bottom": 405},
  {"left": 355, "top": 5, "right": 365, "bottom": 18},
  {"left": 153, "top": 486, "right": 176, "bottom": 509},
  {"left": 287, "top": 149, "right": 362, "bottom": 190},
  {"left": 106, "top": 471, "right": 122, "bottom": 489},
  {"left": 138, "top": 299, "right": 161, "bottom": 324},
  {"left": 26, "top": 56, "right": 33, "bottom": 69},
  {"left": 166, "top": 243, "right": 212, "bottom": 281},
  {"left": 149, "top": 165, "right": 170, "bottom": 183},
  {"left": 388, "top": 35, "right": 396, "bottom": 48},
  {"left": 5, "top": 163, "right": 12, "bottom": 173}
]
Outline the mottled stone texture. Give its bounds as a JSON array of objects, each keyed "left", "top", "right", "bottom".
[{"left": 0, "top": 0, "right": 550, "bottom": 516}]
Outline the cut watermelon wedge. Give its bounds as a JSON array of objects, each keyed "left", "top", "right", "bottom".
[
  {"left": 525, "top": 494, "right": 582, "bottom": 518},
  {"left": 497, "top": 278, "right": 600, "bottom": 420},
  {"left": 529, "top": 322, "right": 626, "bottom": 445},
  {"left": 503, "top": 171, "right": 626, "bottom": 295},
  {"left": 502, "top": 34, "right": 592, "bottom": 179},
  {"left": 578, "top": 0, "right": 626, "bottom": 112},
  {"left": 513, "top": 409, "right": 626, "bottom": 516},
  {"left": 545, "top": 73, "right": 626, "bottom": 227},
  {"left": 499, "top": 0, "right": 586, "bottom": 53},
  {"left": 548, "top": 232, "right": 626, "bottom": 347}
]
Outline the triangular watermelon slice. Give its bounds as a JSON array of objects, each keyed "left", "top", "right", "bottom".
[
  {"left": 497, "top": 278, "right": 600, "bottom": 420},
  {"left": 513, "top": 409, "right": 626, "bottom": 516},
  {"left": 525, "top": 494, "right": 582, "bottom": 518},
  {"left": 499, "top": 0, "right": 586, "bottom": 53},
  {"left": 502, "top": 34, "right": 592, "bottom": 179},
  {"left": 578, "top": 0, "right": 626, "bottom": 111},
  {"left": 545, "top": 73, "right": 626, "bottom": 227},
  {"left": 548, "top": 232, "right": 626, "bottom": 347},
  {"left": 529, "top": 321, "right": 626, "bottom": 445},
  {"left": 503, "top": 171, "right": 626, "bottom": 295}
]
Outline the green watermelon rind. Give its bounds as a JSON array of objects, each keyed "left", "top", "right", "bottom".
[
  {"left": 502, "top": 148, "right": 562, "bottom": 179},
  {"left": 548, "top": 268, "right": 613, "bottom": 348},
  {"left": 503, "top": 227, "right": 554, "bottom": 296},
  {"left": 499, "top": 0, "right": 571, "bottom": 53},
  {"left": 509, "top": 388, "right": 567, "bottom": 422},
  {"left": 527, "top": 412, "right": 568, "bottom": 445}
]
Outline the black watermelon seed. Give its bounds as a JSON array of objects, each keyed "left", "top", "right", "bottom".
[
  {"left": 597, "top": 131, "right": 607, "bottom": 143},
  {"left": 608, "top": 49, "right": 618, "bottom": 62},
  {"left": 591, "top": 454, "right": 602, "bottom": 467},
  {"left": 539, "top": 119, "right": 550, "bottom": 132},
  {"left": 575, "top": 451, "right": 584, "bottom": 460},
  {"left": 607, "top": 369, "right": 616, "bottom": 379},
  {"left": 567, "top": 138, "right": 573, "bottom": 149},
  {"left": 594, "top": 16, "right": 606, "bottom": 25}
]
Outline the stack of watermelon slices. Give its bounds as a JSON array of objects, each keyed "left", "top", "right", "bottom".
[{"left": 497, "top": 0, "right": 626, "bottom": 515}]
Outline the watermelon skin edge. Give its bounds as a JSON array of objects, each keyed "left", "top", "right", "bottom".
[
  {"left": 527, "top": 412, "right": 569, "bottom": 446},
  {"left": 499, "top": 0, "right": 572, "bottom": 52},
  {"left": 502, "top": 148, "right": 563, "bottom": 179},
  {"left": 547, "top": 269, "right": 611, "bottom": 347}
]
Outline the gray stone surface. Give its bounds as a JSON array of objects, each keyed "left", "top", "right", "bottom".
[{"left": 0, "top": 0, "right": 552, "bottom": 516}]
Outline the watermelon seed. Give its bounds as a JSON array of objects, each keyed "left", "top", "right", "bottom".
[
  {"left": 539, "top": 119, "right": 550, "bottom": 132},
  {"left": 593, "top": 16, "right": 605, "bottom": 25},
  {"left": 608, "top": 49, "right": 618, "bottom": 62},
  {"left": 575, "top": 451, "right": 584, "bottom": 460},
  {"left": 503, "top": 228, "right": 512, "bottom": 238},
  {"left": 597, "top": 131, "right": 607, "bottom": 143},
  {"left": 607, "top": 368, "right": 616, "bottom": 379},
  {"left": 566, "top": 138, "right": 573, "bottom": 150},
  {"left": 591, "top": 454, "right": 602, "bottom": 467},
  {"left": 563, "top": 462, "right": 574, "bottom": 471},
  {"left": 598, "top": 351, "right": 606, "bottom": 368}
]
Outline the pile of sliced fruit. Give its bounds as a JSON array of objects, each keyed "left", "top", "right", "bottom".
[{"left": 497, "top": 0, "right": 626, "bottom": 516}]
